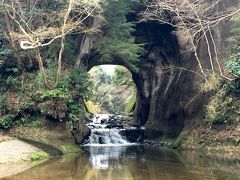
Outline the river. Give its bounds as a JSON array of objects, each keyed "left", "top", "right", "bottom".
[
  {"left": 2, "top": 114, "right": 240, "bottom": 180},
  {"left": 2, "top": 145, "right": 239, "bottom": 180}
]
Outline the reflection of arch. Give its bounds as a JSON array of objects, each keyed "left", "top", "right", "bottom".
[{"left": 80, "top": 146, "right": 136, "bottom": 180}]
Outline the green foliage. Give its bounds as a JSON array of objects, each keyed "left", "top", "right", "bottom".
[
  {"left": 6, "top": 76, "right": 21, "bottom": 90},
  {"left": 0, "top": 61, "right": 21, "bottom": 92},
  {"left": 36, "top": 60, "right": 58, "bottom": 86},
  {"left": 63, "top": 38, "right": 76, "bottom": 64},
  {"left": 41, "top": 38, "right": 76, "bottom": 67},
  {"left": 38, "top": 88, "right": 70, "bottom": 101},
  {"left": 68, "top": 67, "right": 93, "bottom": 99},
  {"left": 27, "top": 119, "right": 43, "bottom": 128},
  {"left": 205, "top": 86, "right": 240, "bottom": 126},
  {"left": 124, "top": 92, "right": 136, "bottom": 115},
  {"left": 42, "top": 44, "right": 58, "bottom": 63},
  {"left": 90, "top": 67, "right": 112, "bottom": 87},
  {"left": 226, "top": 60, "right": 240, "bottom": 78},
  {"left": 174, "top": 129, "right": 189, "bottom": 148},
  {"left": 112, "top": 66, "right": 133, "bottom": 86},
  {"left": 89, "top": 65, "right": 136, "bottom": 114},
  {"left": 111, "top": 96, "right": 126, "bottom": 114},
  {"left": 96, "top": 0, "right": 143, "bottom": 63},
  {"left": 225, "top": 77, "right": 240, "bottom": 94},
  {"left": 30, "top": 151, "right": 49, "bottom": 161},
  {"left": 0, "top": 115, "right": 14, "bottom": 130},
  {"left": 0, "top": 60, "right": 93, "bottom": 129},
  {"left": 0, "top": 42, "right": 13, "bottom": 56},
  {"left": 226, "top": 58, "right": 240, "bottom": 93},
  {"left": 98, "top": 71, "right": 112, "bottom": 85},
  {"left": 60, "top": 145, "right": 81, "bottom": 154},
  {"left": 67, "top": 103, "right": 83, "bottom": 122},
  {"left": 226, "top": 14, "right": 240, "bottom": 93},
  {"left": 36, "top": 67, "right": 92, "bottom": 122},
  {"left": 0, "top": 95, "right": 8, "bottom": 115}
]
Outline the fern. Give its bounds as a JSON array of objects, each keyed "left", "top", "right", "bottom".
[{"left": 95, "top": 0, "right": 143, "bottom": 63}]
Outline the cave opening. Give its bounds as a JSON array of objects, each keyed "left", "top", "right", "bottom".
[
  {"left": 85, "top": 20, "right": 185, "bottom": 137},
  {"left": 87, "top": 65, "right": 136, "bottom": 115}
]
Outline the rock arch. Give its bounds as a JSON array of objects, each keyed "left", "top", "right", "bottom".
[
  {"left": 78, "top": 21, "right": 197, "bottom": 139},
  {"left": 77, "top": 13, "right": 230, "bottom": 139}
]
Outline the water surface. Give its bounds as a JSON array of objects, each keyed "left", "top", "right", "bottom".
[{"left": 2, "top": 146, "right": 240, "bottom": 180}]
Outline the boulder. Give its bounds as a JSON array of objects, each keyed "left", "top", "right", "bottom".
[
  {"left": 120, "top": 128, "right": 144, "bottom": 143},
  {"left": 72, "top": 123, "right": 91, "bottom": 145}
]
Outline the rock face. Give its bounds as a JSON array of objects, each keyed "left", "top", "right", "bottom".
[
  {"left": 83, "top": 21, "right": 222, "bottom": 139},
  {"left": 78, "top": 0, "right": 235, "bottom": 140},
  {"left": 131, "top": 18, "right": 234, "bottom": 138},
  {"left": 120, "top": 128, "right": 144, "bottom": 143},
  {"left": 132, "top": 22, "right": 187, "bottom": 138},
  {"left": 72, "top": 123, "right": 91, "bottom": 145},
  {"left": 131, "top": 0, "right": 237, "bottom": 139}
]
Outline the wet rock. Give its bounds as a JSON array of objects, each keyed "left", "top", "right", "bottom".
[
  {"left": 143, "top": 139, "right": 174, "bottom": 148},
  {"left": 120, "top": 128, "right": 144, "bottom": 143},
  {"left": 72, "top": 123, "right": 91, "bottom": 145}
]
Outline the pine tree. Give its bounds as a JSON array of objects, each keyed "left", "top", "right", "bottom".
[{"left": 95, "top": 0, "right": 143, "bottom": 64}]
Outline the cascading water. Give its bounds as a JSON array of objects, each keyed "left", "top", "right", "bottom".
[{"left": 85, "top": 114, "right": 133, "bottom": 146}]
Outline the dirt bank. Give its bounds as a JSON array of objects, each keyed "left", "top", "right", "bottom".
[
  {"left": 0, "top": 135, "right": 40, "bottom": 164},
  {"left": 0, "top": 134, "right": 41, "bottom": 178}
]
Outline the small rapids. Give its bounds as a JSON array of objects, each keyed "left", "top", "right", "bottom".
[{"left": 85, "top": 114, "right": 135, "bottom": 146}]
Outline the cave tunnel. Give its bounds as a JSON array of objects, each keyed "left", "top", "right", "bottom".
[
  {"left": 85, "top": 20, "right": 193, "bottom": 139},
  {"left": 87, "top": 65, "right": 136, "bottom": 115}
]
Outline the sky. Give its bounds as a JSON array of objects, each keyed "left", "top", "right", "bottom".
[{"left": 99, "top": 65, "right": 117, "bottom": 75}]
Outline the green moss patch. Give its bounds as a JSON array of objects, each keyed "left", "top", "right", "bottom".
[
  {"left": 60, "top": 145, "right": 81, "bottom": 154},
  {"left": 30, "top": 151, "right": 49, "bottom": 161},
  {"left": 124, "top": 92, "right": 136, "bottom": 115}
]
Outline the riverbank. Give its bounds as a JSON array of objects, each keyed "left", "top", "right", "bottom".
[
  {"left": 0, "top": 118, "right": 81, "bottom": 178},
  {"left": 0, "top": 110, "right": 239, "bottom": 179},
  {"left": 0, "top": 134, "right": 40, "bottom": 164},
  {"left": 0, "top": 134, "right": 41, "bottom": 178},
  {"left": 3, "top": 145, "right": 240, "bottom": 180},
  {"left": 143, "top": 129, "right": 240, "bottom": 160}
]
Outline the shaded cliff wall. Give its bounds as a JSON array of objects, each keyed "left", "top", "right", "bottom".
[
  {"left": 132, "top": 0, "right": 238, "bottom": 139},
  {"left": 78, "top": 0, "right": 237, "bottom": 139},
  {"left": 132, "top": 22, "right": 201, "bottom": 138}
]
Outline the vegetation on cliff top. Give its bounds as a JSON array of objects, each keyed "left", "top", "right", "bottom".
[
  {"left": 0, "top": 0, "right": 240, "bottom": 152},
  {"left": 0, "top": 0, "right": 139, "bottom": 130}
]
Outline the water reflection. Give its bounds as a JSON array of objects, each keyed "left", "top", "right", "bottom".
[
  {"left": 2, "top": 146, "right": 240, "bottom": 180},
  {"left": 87, "top": 146, "right": 128, "bottom": 169}
]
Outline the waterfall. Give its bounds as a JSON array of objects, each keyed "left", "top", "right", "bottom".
[{"left": 85, "top": 114, "right": 133, "bottom": 146}]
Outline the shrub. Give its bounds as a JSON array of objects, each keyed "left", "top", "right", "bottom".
[
  {"left": 200, "top": 73, "right": 220, "bottom": 93},
  {"left": 205, "top": 86, "right": 239, "bottom": 126},
  {"left": 0, "top": 95, "right": 8, "bottom": 115},
  {"left": 68, "top": 67, "right": 93, "bottom": 99},
  {"left": 30, "top": 151, "right": 49, "bottom": 161},
  {"left": 0, "top": 115, "right": 15, "bottom": 129}
]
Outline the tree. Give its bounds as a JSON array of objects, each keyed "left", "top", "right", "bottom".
[
  {"left": 142, "top": 0, "right": 240, "bottom": 81},
  {"left": 0, "top": 0, "right": 101, "bottom": 88},
  {"left": 95, "top": 0, "right": 143, "bottom": 69},
  {"left": 112, "top": 66, "right": 134, "bottom": 87}
]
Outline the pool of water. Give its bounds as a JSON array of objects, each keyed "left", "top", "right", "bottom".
[{"left": 1, "top": 146, "right": 240, "bottom": 180}]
